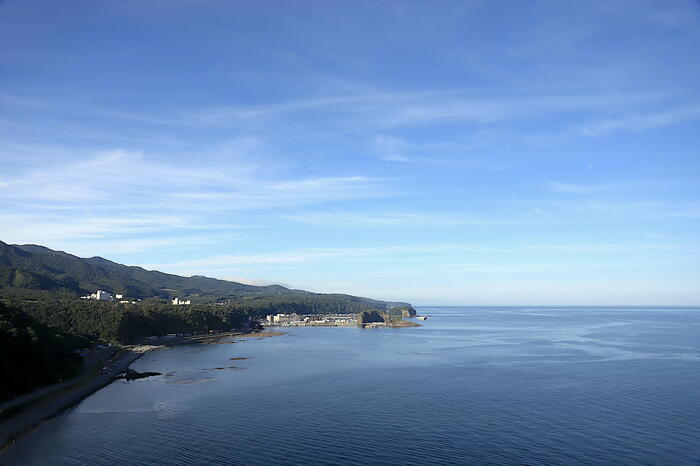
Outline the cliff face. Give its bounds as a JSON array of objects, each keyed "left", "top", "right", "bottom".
[
  {"left": 356, "top": 310, "right": 391, "bottom": 325},
  {"left": 356, "top": 309, "right": 421, "bottom": 328},
  {"left": 387, "top": 305, "right": 416, "bottom": 317}
]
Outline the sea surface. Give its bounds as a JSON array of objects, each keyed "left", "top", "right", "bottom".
[{"left": 3, "top": 307, "right": 700, "bottom": 465}]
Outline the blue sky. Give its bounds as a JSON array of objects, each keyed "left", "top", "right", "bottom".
[{"left": 1, "top": 0, "right": 699, "bottom": 305}]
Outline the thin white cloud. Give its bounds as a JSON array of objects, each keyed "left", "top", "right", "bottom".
[
  {"left": 381, "top": 154, "right": 410, "bottom": 162},
  {"left": 369, "top": 92, "right": 666, "bottom": 129},
  {"left": 1, "top": 89, "right": 671, "bottom": 131},
  {"left": 144, "top": 240, "right": 700, "bottom": 273},
  {"left": 375, "top": 134, "right": 412, "bottom": 162},
  {"left": 281, "top": 211, "right": 470, "bottom": 227},
  {"left": 144, "top": 245, "right": 445, "bottom": 271},
  {"left": 545, "top": 179, "right": 663, "bottom": 193},
  {"left": 0, "top": 213, "right": 197, "bottom": 242},
  {"left": 362, "top": 260, "right": 677, "bottom": 279},
  {"left": 579, "top": 104, "right": 700, "bottom": 136},
  {"left": 0, "top": 148, "right": 385, "bottom": 211},
  {"left": 0, "top": 147, "right": 390, "bottom": 248},
  {"left": 169, "top": 176, "right": 385, "bottom": 210},
  {"left": 188, "top": 92, "right": 434, "bottom": 125},
  {"left": 518, "top": 199, "right": 700, "bottom": 221},
  {"left": 38, "top": 234, "right": 237, "bottom": 258},
  {"left": 0, "top": 148, "right": 240, "bottom": 203}
]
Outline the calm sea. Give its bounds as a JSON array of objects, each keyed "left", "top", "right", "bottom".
[{"left": 3, "top": 307, "right": 700, "bottom": 465}]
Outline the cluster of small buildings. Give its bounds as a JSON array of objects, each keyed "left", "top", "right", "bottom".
[
  {"left": 266, "top": 313, "right": 302, "bottom": 324},
  {"left": 81, "top": 290, "right": 121, "bottom": 301},
  {"left": 264, "top": 313, "right": 357, "bottom": 327},
  {"left": 81, "top": 290, "right": 137, "bottom": 304},
  {"left": 80, "top": 290, "right": 196, "bottom": 305}
]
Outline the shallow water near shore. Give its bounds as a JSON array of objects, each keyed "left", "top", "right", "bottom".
[{"left": 3, "top": 307, "right": 700, "bottom": 465}]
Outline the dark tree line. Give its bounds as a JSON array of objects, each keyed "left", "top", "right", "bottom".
[
  {"left": 0, "top": 302, "right": 88, "bottom": 401},
  {"left": 4, "top": 294, "right": 411, "bottom": 345}
]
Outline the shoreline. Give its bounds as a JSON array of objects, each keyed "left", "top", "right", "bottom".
[
  {"left": 0, "top": 329, "right": 275, "bottom": 451},
  {"left": 0, "top": 349, "right": 144, "bottom": 451}
]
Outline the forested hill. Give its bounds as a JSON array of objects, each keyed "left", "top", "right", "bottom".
[
  {"left": 0, "top": 240, "right": 410, "bottom": 311},
  {"left": 0, "top": 240, "right": 283, "bottom": 300}
]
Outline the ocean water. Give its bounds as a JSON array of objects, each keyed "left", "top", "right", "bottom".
[{"left": 3, "top": 307, "right": 700, "bottom": 465}]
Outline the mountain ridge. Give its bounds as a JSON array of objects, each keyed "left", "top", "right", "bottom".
[{"left": 0, "top": 240, "right": 411, "bottom": 311}]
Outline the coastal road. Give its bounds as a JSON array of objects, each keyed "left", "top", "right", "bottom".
[
  {"left": 0, "top": 346, "right": 115, "bottom": 416},
  {"left": 0, "top": 349, "right": 143, "bottom": 450},
  {"left": 0, "top": 331, "right": 252, "bottom": 450}
]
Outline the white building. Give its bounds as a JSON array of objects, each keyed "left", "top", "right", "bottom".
[
  {"left": 96, "top": 290, "right": 113, "bottom": 301},
  {"left": 272, "top": 313, "right": 301, "bottom": 323},
  {"left": 82, "top": 290, "right": 114, "bottom": 301},
  {"left": 172, "top": 297, "right": 191, "bottom": 305}
]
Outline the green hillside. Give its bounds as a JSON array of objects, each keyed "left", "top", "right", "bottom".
[
  {"left": 0, "top": 240, "right": 413, "bottom": 315},
  {"left": 0, "top": 240, "right": 288, "bottom": 300}
]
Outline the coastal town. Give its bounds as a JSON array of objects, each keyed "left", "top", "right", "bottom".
[
  {"left": 77, "top": 290, "right": 427, "bottom": 329},
  {"left": 264, "top": 312, "right": 357, "bottom": 326},
  {"left": 264, "top": 311, "right": 426, "bottom": 328}
]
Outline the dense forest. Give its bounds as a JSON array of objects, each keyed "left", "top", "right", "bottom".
[
  {"left": 5, "top": 294, "right": 414, "bottom": 345},
  {"left": 0, "top": 302, "right": 88, "bottom": 401},
  {"left": 8, "top": 299, "right": 252, "bottom": 344}
]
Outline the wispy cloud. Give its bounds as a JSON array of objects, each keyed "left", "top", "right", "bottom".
[
  {"left": 169, "top": 176, "right": 385, "bottom": 210},
  {"left": 0, "top": 147, "right": 390, "bottom": 249},
  {"left": 144, "top": 245, "right": 449, "bottom": 272},
  {"left": 365, "top": 92, "right": 668, "bottom": 129},
  {"left": 0, "top": 213, "right": 202, "bottom": 243},
  {"left": 0, "top": 149, "right": 239, "bottom": 203},
  {"left": 545, "top": 179, "right": 665, "bottom": 194},
  {"left": 0, "top": 148, "right": 386, "bottom": 211},
  {"left": 187, "top": 92, "right": 434, "bottom": 125},
  {"left": 362, "top": 261, "right": 672, "bottom": 279},
  {"left": 40, "top": 234, "right": 237, "bottom": 258},
  {"left": 2, "top": 89, "right": 674, "bottom": 132},
  {"left": 145, "top": 240, "right": 700, "bottom": 272},
  {"left": 374, "top": 134, "right": 411, "bottom": 162},
  {"left": 521, "top": 199, "right": 700, "bottom": 221},
  {"left": 381, "top": 154, "right": 411, "bottom": 162},
  {"left": 282, "top": 211, "right": 475, "bottom": 227},
  {"left": 579, "top": 104, "right": 700, "bottom": 136}
]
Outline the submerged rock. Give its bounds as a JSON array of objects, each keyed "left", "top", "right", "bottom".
[{"left": 122, "top": 368, "right": 161, "bottom": 381}]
